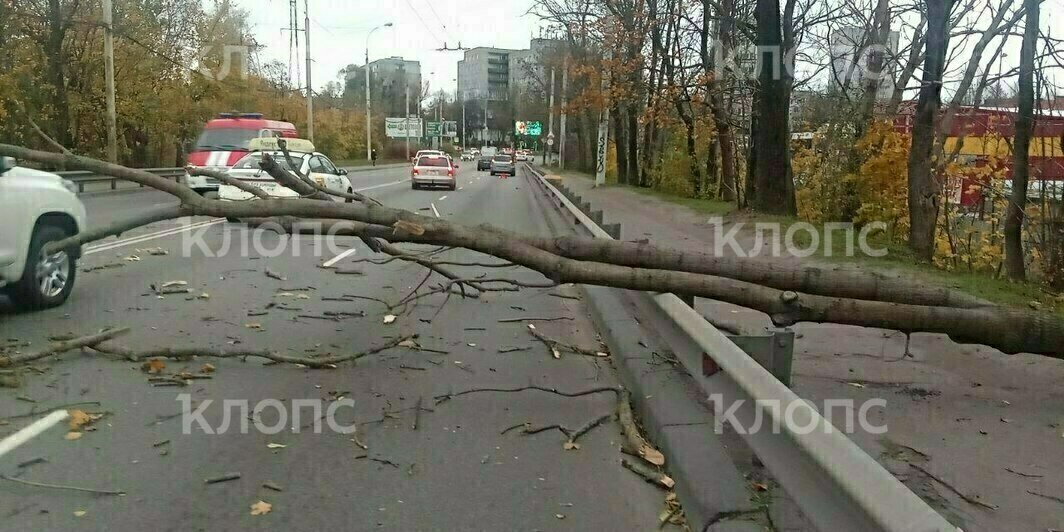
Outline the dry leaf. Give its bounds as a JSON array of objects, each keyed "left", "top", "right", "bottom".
[
  {"left": 752, "top": 482, "right": 769, "bottom": 492},
  {"left": 141, "top": 359, "right": 166, "bottom": 374},
  {"left": 398, "top": 339, "right": 419, "bottom": 349},
  {"left": 201, "top": 363, "right": 216, "bottom": 373},
  {"left": 266, "top": 443, "right": 286, "bottom": 449},
  {"left": 68, "top": 409, "right": 92, "bottom": 430},
  {"left": 392, "top": 220, "right": 426, "bottom": 236},
  {"left": 245, "top": 323, "right": 263, "bottom": 329},
  {"left": 383, "top": 315, "right": 397, "bottom": 324},
  {"left": 74, "top": 510, "right": 87, "bottom": 517},
  {"left": 551, "top": 347, "right": 561, "bottom": 359},
  {"left": 594, "top": 351, "right": 609, "bottom": 358},
  {"left": 640, "top": 445, "right": 665, "bottom": 466},
  {"left": 660, "top": 474, "right": 676, "bottom": 489},
  {"left": 846, "top": 382, "right": 866, "bottom": 389},
  {"left": 64, "top": 431, "right": 83, "bottom": 441},
  {"left": 198, "top": 292, "right": 210, "bottom": 300},
  {"left": 554, "top": 514, "right": 565, "bottom": 520},
  {"left": 250, "top": 500, "right": 272, "bottom": 516},
  {"left": 563, "top": 441, "right": 581, "bottom": 451}
]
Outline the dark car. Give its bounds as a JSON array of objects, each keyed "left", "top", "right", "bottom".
[{"left": 477, "top": 155, "right": 492, "bottom": 171}]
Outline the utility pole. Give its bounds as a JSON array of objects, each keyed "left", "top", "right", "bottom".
[
  {"left": 303, "top": 0, "right": 313, "bottom": 141},
  {"left": 365, "top": 23, "right": 393, "bottom": 160},
  {"left": 483, "top": 95, "right": 489, "bottom": 146},
  {"left": 405, "top": 85, "right": 411, "bottom": 161},
  {"left": 559, "top": 58, "right": 568, "bottom": 170},
  {"left": 545, "top": 67, "right": 555, "bottom": 166},
  {"left": 595, "top": 52, "right": 610, "bottom": 187},
  {"left": 102, "top": 0, "right": 117, "bottom": 163}
]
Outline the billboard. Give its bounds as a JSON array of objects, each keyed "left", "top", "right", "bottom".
[
  {"left": 515, "top": 121, "right": 542, "bottom": 137},
  {"left": 386, "top": 117, "right": 422, "bottom": 138}
]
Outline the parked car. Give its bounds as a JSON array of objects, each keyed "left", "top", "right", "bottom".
[
  {"left": 412, "top": 154, "right": 457, "bottom": 190},
  {"left": 489, "top": 154, "right": 516, "bottom": 176},
  {"left": 217, "top": 138, "right": 353, "bottom": 202},
  {"left": 0, "top": 156, "right": 87, "bottom": 310}
]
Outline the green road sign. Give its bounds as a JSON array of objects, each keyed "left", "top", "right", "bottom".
[{"left": 426, "top": 121, "right": 442, "bottom": 136}]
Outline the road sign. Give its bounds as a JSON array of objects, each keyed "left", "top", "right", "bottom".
[
  {"left": 386, "top": 117, "right": 422, "bottom": 138},
  {"left": 425, "top": 121, "right": 442, "bottom": 136},
  {"left": 547, "top": 132, "right": 555, "bottom": 146}
]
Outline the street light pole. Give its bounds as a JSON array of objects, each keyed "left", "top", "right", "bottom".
[
  {"left": 365, "top": 22, "right": 393, "bottom": 162},
  {"left": 304, "top": 0, "right": 313, "bottom": 142}
]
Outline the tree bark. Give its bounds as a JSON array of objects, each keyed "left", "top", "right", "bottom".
[
  {"left": 747, "top": 0, "right": 796, "bottom": 215},
  {"left": 1004, "top": 0, "right": 1039, "bottom": 280},
  {"left": 906, "top": 0, "right": 952, "bottom": 262},
  {"left": 5, "top": 142, "right": 1063, "bottom": 358}
]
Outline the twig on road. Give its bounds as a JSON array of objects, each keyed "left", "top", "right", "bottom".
[
  {"left": 0, "top": 474, "right": 125, "bottom": 496},
  {"left": 498, "top": 316, "right": 574, "bottom": 323},
  {"left": 911, "top": 464, "right": 998, "bottom": 510},
  {"left": 90, "top": 334, "right": 417, "bottom": 369},
  {"left": 0, "top": 329, "right": 130, "bottom": 367},
  {"left": 526, "top": 326, "right": 608, "bottom": 360},
  {"left": 204, "top": 473, "right": 242, "bottom": 485},
  {"left": 620, "top": 458, "right": 675, "bottom": 490}
]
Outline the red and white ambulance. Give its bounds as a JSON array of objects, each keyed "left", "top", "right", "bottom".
[{"left": 184, "top": 112, "right": 298, "bottom": 194}]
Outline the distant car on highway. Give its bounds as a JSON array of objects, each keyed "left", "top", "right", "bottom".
[
  {"left": 185, "top": 112, "right": 298, "bottom": 195},
  {"left": 217, "top": 138, "right": 353, "bottom": 202},
  {"left": 489, "top": 154, "right": 516, "bottom": 177},
  {"left": 476, "top": 154, "right": 493, "bottom": 171},
  {"left": 0, "top": 156, "right": 86, "bottom": 310},
  {"left": 516, "top": 150, "right": 533, "bottom": 162},
  {"left": 411, "top": 154, "right": 457, "bottom": 190}
]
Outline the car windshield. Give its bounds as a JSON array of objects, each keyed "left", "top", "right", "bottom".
[
  {"left": 231, "top": 152, "right": 302, "bottom": 171},
  {"left": 417, "top": 157, "right": 450, "bottom": 167},
  {"left": 493, "top": 155, "right": 512, "bottom": 162},
  {"left": 194, "top": 128, "right": 262, "bottom": 150}
]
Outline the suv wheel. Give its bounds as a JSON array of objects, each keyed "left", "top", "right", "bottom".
[{"left": 10, "top": 225, "right": 77, "bottom": 311}]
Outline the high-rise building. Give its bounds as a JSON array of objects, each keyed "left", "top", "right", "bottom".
[
  {"left": 456, "top": 39, "right": 561, "bottom": 144},
  {"left": 829, "top": 27, "right": 900, "bottom": 100},
  {"left": 344, "top": 57, "right": 422, "bottom": 117}
]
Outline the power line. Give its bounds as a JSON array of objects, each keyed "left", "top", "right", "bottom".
[
  {"left": 419, "top": 0, "right": 454, "bottom": 41},
  {"left": 402, "top": 0, "right": 444, "bottom": 45}
]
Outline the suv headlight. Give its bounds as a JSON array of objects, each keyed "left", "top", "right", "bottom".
[{"left": 62, "top": 179, "right": 79, "bottom": 195}]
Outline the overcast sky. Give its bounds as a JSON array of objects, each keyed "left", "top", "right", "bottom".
[{"left": 237, "top": 0, "right": 546, "bottom": 94}]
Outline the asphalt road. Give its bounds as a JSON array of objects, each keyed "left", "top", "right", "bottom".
[{"left": 0, "top": 165, "right": 669, "bottom": 530}]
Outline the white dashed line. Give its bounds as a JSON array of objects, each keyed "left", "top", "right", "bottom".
[
  {"left": 431, "top": 203, "right": 441, "bottom": 218},
  {"left": 458, "top": 187, "right": 464, "bottom": 190},
  {"left": 355, "top": 179, "right": 408, "bottom": 192},
  {"left": 438, "top": 195, "right": 448, "bottom": 201},
  {"left": 85, "top": 218, "right": 223, "bottom": 255},
  {"left": 322, "top": 248, "right": 358, "bottom": 268},
  {"left": 0, "top": 410, "right": 69, "bottom": 459}
]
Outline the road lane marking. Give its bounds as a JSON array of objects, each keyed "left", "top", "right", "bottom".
[
  {"left": 322, "top": 248, "right": 358, "bottom": 268},
  {"left": 85, "top": 219, "right": 223, "bottom": 255},
  {"left": 431, "top": 203, "right": 441, "bottom": 218},
  {"left": 355, "top": 179, "right": 407, "bottom": 192},
  {"left": 458, "top": 187, "right": 464, "bottom": 190},
  {"left": 0, "top": 410, "right": 69, "bottom": 459},
  {"left": 438, "top": 195, "right": 448, "bottom": 201}
]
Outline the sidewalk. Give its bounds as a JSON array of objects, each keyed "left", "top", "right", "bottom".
[{"left": 560, "top": 172, "right": 1064, "bottom": 532}]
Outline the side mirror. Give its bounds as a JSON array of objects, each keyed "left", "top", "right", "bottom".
[
  {"left": 338, "top": 168, "right": 348, "bottom": 176},
  {"left": 0, "top": 156, "right": 14, "bottom": 175},
  {"left": 454, "top": 164, "right": 460, "bottom": 169}
]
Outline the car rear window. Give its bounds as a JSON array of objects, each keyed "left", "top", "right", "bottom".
[
  {"left": 417, "top": 157, "right": 450, "bottom": 167},
  {"left": 493, "top": 155, "right": 512, "bottom": 162}
]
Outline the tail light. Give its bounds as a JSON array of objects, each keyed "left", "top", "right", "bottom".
[
  {"left": 447, "top": 168, "right": 454, "bottom": 177},
  {"left": 412, "top": 168, "right": 419, "bottom": 176}
]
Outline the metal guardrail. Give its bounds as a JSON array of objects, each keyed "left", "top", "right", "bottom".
[
  {"left": 523, "top": 164, "right": 957, "bottom": 532},
  {"left": 55, "top": 167, "right": 185, "bottom": 193}
]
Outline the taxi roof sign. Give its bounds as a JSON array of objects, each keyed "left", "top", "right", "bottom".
[{"left": 248, "top": 137, "right": 316, "bottom": 153}]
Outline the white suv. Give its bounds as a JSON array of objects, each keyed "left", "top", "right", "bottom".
[{"left": 0, "top": 156, "right": 87, "bottom": 310}]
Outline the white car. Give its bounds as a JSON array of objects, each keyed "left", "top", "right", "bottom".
[
  {"left": 0, "top": 156, "right": 87, "bottom": 310},
  {"left": 218, "top": 139, "right": 353, "bottom": 202},
  {"left": 412, "top": 149, "right": 444, "bottom": 164},
  {"left": 411, "top": 154, "right": 457, "bottom": 190}
]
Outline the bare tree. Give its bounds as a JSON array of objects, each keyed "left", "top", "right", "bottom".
[{"left": 1004, "top": 0, "right": 1041, "bottom": 280}]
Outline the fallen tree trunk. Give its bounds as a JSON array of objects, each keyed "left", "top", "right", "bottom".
[{"left": 2, "top": 144, "right": 1061, "bottom": 358}]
